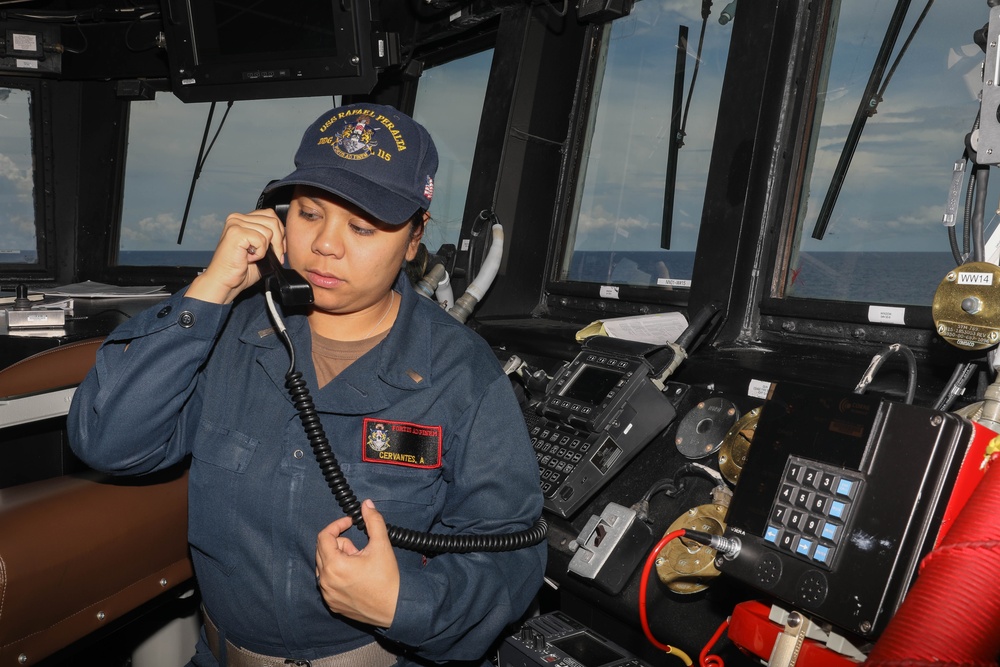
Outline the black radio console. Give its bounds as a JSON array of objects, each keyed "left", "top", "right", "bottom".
[
  {"left": 499, "top": 611, "right": 652, "bottom": 667},
  {"left": 526, "top": 336, "right": 678, "bottom": 518}
]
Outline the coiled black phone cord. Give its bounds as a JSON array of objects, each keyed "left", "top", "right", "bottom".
[{"left": 265, "top": 292, "right": 547, "bottom": 555}]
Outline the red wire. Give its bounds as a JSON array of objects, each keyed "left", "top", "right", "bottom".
[
  {"left": 639, "top": 528, "right": 729, "bottom": 667},
  {"left": 638, "top": 529, "right": 689, "bottom": 652},
  {"left": 699, "top": 618, "right": 729, "bottom": 667}
]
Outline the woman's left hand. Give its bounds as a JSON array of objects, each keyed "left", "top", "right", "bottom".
[{"left": 315, "top": 499, "right": 400, "bottom": 628}]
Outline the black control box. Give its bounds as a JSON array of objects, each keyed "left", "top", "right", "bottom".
[
  {"left": 716, "top": 382, "right": 976, "bottom": 639},
  {"left": 499, "top": 611, "right": 652, "bottom": 667}
]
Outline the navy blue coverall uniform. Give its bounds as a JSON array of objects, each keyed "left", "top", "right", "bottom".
[{"left": 68, "top": 271, "right": 546, "bottom": 665}]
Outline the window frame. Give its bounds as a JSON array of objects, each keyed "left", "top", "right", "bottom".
[
  {"left": 0, "top": 77, "right": 56, "bottom": 286},
  {"left": 545, "top": 21, "right": 689, "bottom": 317},
  {"left": 756, "top": 0, "right": 950, "bottom": 342}
]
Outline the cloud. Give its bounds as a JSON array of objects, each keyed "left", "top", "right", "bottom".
[
  {"left": 120, "top": 211, "right": 225, "bottom": 250},
  {"left": 0, "top": 151, "right": 34, "bottom": 198}
]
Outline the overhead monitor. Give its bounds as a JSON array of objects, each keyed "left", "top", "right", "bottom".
[{"left": 159, "top": 0, "right": 383, "bottom": 102}]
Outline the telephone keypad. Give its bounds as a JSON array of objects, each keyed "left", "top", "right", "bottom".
[
  {"left": 763, "top": 456, "right": 863, "bottom": 570},
  {"left": 530, "top": 420, "right": 592, "bottom": 498}
]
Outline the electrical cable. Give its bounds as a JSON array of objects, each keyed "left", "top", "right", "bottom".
[
  {"left": 633, "top": 462, "right": 726, "bottom": 522},
  {"left": 933, "top": 361, "right": 976, "bottom": 411},
  {"left": 963, "top": 161, "right": 975, "bottom": 261},
  {"left": 464, "top": 209, "right": 494, "bottom": 286},
  {"left": 852, "top": 342, "right": 917, "bottom": 405},
  {"left": 946, "top": 113, "right": 981, "bottom": 265},
  {"left": 639, "top": 528, "right": 727, "bottom": 666},
  {"left": 699, "top": 619, "right": 729, "bottom": 667},
  {"left": 264, "top": 293, "right": 548, "bottom": 555},
  {"left": 971, "top": 165, "right": 989, "bottom": 263},
  {"left": 948, "top": 224, "right": 964, "bottom": 266}
]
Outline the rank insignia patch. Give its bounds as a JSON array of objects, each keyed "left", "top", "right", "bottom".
[{"left": 362, "top": 418, "right": 442, "bottom": 469}]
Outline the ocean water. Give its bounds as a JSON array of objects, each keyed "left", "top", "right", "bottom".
[
  {"left": 118, "top": 250, "right": 215, "bottom": 267},
  {"left": 787, "top": 251, "right": 960, "bottom": 305},
  {"left": 2, "top": 249, "right": 962, "bottom": 306},
  {"left": 567, "top": 250, "right": 959, "bottom": 306}
]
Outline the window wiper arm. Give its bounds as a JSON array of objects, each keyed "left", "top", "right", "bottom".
[
  {"left": 811, "top": 0, "right": 917, "bottom": 240},
  {"left": 661, "top": 24, "right": 689, "bottom": 251},
  {"left": 176, "top": 100, "right": 234, "bottom": 245}
]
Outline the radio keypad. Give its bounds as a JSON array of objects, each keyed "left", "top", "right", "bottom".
[
  {"left": 530, "top": 421, "right": 592, "bottom": 498},
  {"left": 763, "top": 456, "right": 862, "bottom": 570}
]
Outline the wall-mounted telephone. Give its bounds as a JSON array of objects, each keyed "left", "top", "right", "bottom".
[
  {"left": 525, "top": 336, "right": 678, "bottom": 518},
  {"left": 715, "top": 382, "right": 982, "bottom": 639}
]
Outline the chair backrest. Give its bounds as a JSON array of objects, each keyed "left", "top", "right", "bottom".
[
  {"left": 0, "top": 337, "right": 104, "bottom": 429},
  {"left": 0, "top": 336, "right": 194, "bottom": 665},
  {"left": 0, "top": 336, "right": 104, "bottom": 398}
]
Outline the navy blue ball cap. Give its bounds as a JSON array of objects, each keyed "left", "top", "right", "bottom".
[{"left": 263, "top": 103, "right": 438, "bottom": 225}]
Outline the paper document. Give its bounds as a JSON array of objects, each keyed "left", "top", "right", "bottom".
[
  {"left": 37, "top": 280, "right": 169, "bottom": 298},
  {"left": 576, "top": 312, "right": 688, "bottom": 345}
]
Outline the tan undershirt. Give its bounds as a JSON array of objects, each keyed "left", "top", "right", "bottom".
[{"left": 311, "top": 329, "right": 389, "bottom": 388}]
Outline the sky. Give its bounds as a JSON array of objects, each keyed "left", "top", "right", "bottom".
[
  {"left": 570, "top": 0, "right": 995, "bottom": 256},
  {"left": 1, "top": 0, "right": 997, "bottom": 262},
  {"left": 114, "top": 50, "right": 491, "bottom": 256}
]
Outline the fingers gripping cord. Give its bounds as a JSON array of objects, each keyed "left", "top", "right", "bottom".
[{"left": 266, "top": 293, "right": 548, "bottom": 555}]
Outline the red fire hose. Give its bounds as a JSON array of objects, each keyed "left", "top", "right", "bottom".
[{"left": 865, "top": 453, "right": 1000, "bottom": 666}]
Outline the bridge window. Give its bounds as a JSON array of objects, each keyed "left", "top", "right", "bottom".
[
  {"left": 119, "top": 49, "right": 491, "bottom": 268},
  {"left": 412, "top": 49, "right": 494, "bottom": 254},
  {"left": 781, "top": 2, "right": 991, "bottom": 307},
  {"left": 119, "top": 95, "right": 337, "bottom": 267},
  {"left": 559, "top": 2, "right": 736, "bottom": 292},
  {"left": 0, "top": 86, "right": 38, "bottom": 268}
]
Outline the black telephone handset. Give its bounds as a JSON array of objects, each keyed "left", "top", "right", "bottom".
[{"left": 255, "top": 201, "right": 314, "bottom": 307}]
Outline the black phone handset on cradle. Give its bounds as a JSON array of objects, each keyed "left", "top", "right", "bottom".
[{"left": 255, "top": 184, "right": 547, "bottom": 555}]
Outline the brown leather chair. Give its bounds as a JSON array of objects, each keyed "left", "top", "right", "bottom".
[
  {"left": 0, "top": 338, "right": 193, "bottom": 665},
  {"left": 0, "top": 337, "right": 105, "bottom": 429}
]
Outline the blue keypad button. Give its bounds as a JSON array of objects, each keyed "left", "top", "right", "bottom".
[
  {"left": 821, "top": 522, "right": 839, "bottom": 541},
  {"left": 836, "top": 478, "right": 856, "bottom": 497},
  {"left": 796, "top": 538, "right": 814, "bottom": 556},
  {"left": 829, "top": 500, "right": 846, "bottom": 519},
  {"left": 770, "top": 456, "right": 855, "bottom": 571}
]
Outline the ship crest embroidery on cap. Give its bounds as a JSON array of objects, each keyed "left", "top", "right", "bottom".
[
  {"left": 327, "top": 112, "right": 380, "bottom": 161},
  {"left": 317, "top": 108, "right": 412, "bottom": 163}
]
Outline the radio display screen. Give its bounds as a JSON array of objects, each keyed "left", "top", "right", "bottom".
[
  {"left": 550, "top": 633, "right": 624, "bottom": 666},
  {"left": 560, "top": 365, "right": 624, "bottom": 405}
]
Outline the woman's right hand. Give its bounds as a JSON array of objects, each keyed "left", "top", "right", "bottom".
[{"left": 186, "top": 209, "right": 286, "bottom": 305}]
